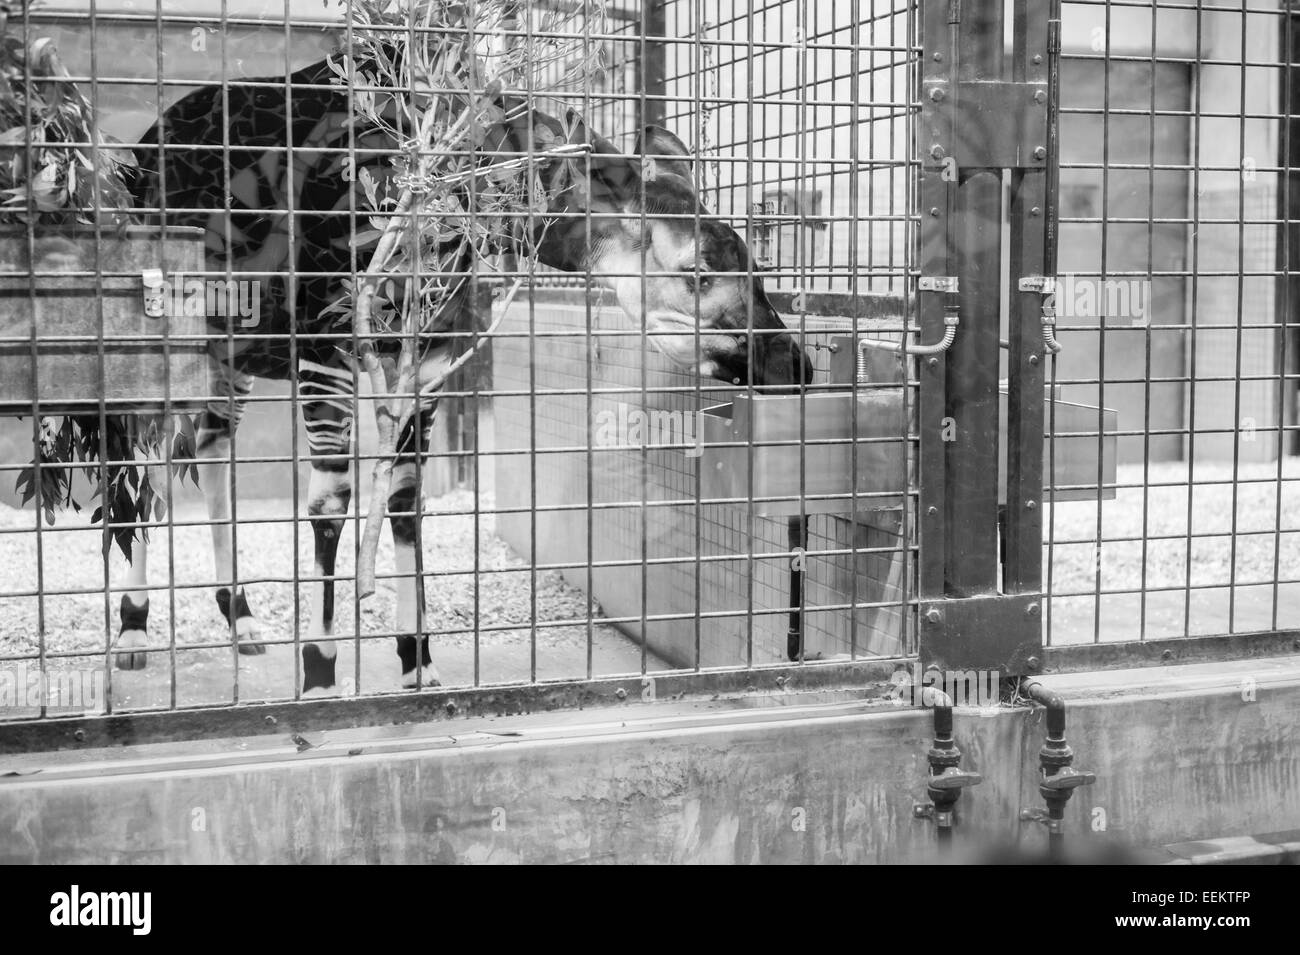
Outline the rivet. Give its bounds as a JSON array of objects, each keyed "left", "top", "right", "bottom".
[
  {"left": 615, "top": 687, "right": 628, "bottom": 700},
  {"left": 1029, "top": 354, "right": 1040, "bottom": 365},
  {"left": 1030, "top": 206, "right": 1041, "bottom": 217},
  {"left": 930, "top": 207, "right": 941, "bottom": 217},
  {"left": 925, "top": 608, "right": 942, "bottom": 624},
  {"left": 930, "top": 87, "right": 945, "bottom": 102},
  {"left": 927, "top": 357, "right": 939, "bottom": 368},
  {"left": 927, "top": 506, "right": 938, "bottom": 516},
  {"left": 1032, "top": 54, "right": 1043, "bottom": 65},
  {"left": 1033, "top": 90, "right": 1047, "bottom": 104},
  {"left": 1034, "top": 146, "right": 1047, "bottom": 160},
  {"left": 444, "top": 701, "right": 457, "bottom": 715},
  {"left": 1026, "top": 655, "right": 1041, "bottom": 671},
  {"left": 930, "top": 145, "right": 945, "bottom": 160},
  {"left": 933, "top": 51, "right": 943, "bottom": 62},
  {"left": 73, "top": 729, "right": 86, "bottom": 742},
  {"left": 264, "top": 715, "right": 277, "bottom": 725},
  {"left": 1161, "top": 649, "right": 1173, "bottom": 661},
  {"left": 1026, "top": 500, "right": 1037, "bottom": 510},
  {"left": 1027, "top": 603, "right": 1041, "bottom": 617}
]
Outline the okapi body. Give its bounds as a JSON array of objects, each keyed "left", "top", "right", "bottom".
[{"left": 114, "top": 55, "right": 811, "bottom": 693}]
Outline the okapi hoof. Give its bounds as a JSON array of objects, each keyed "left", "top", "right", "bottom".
[
  {"left": 114, "top": 629, "right": 149, "bottom": 671},
  {"left": 115, "top": 596, "right": 150, "bottom": 670},
  {"left": 217, "top": 588, "right": 265, "bottom": 655},
  {"left": 400, "top": 664, "right": 442, "bottom": 690},
  {"left": 234, "top": 617, "right": 266, "bottom": 656}
]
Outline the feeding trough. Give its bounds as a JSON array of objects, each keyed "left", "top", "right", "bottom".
[
  {"left": 698, "top": 333, "right": 1117, "bottom": 516},
  {"left": 699, "top": 390, "right": 909, "bottom": 515},
  {"left": 0, "top": 225, "right": 211, "bottom": 414}
]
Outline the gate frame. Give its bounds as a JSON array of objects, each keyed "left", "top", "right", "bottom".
[{"left": 916, "top": 0, "right": 1052, "bottom": 675}]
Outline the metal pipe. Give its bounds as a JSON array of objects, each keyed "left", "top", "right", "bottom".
[
  {"left": 911, "top": 677, "right": 981, "bottom": 852},
  {"left": 1019, "top": 677, "right": 1095, "bottom": 861},
  {"left": 785, "top": 515, "right": 806, "bottom": 661},
  {"left": 855, "top": 311, "right": 960, "bottom": 382},
  {"left": 1041, "top": 297, "right": 1063, "bottom": 354}
]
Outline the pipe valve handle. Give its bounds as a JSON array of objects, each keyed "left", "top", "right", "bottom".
[
  {"left": 1040, "top": 766, "right": 1096, "bottom": 791},
  {"left": 929, "top": 767, "right": 984, "bottom": 790}
]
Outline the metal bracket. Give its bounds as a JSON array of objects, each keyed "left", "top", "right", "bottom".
[
  {"left": 1017, "top": 276, "right": 1056, "bottom": 294},
  {"left": 921, "top": 80, "right": 1048, "bottom": 170},
  {"left": 920, "top": 593, "right": 1042, "bottom": 673},
  {"left": 919, "top": 275, "right": 959, "bottom": 293},
  {"left": 1017, "top": 276, "right": 1063, "bottom": 354},
  {"left": 141, "top": 268, "right": 168, "bottom": 318}
]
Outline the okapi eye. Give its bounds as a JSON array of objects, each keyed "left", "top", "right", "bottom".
[{"left": 685, "top": 272, "right": 714, "bottom": 295}]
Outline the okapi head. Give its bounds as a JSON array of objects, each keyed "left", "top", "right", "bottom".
[{"left": 526, "top": 121, "right": 814, "bottom": 391}]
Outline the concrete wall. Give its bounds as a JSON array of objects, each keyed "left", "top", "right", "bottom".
[{"left": 1, "top": 654, "right": 1296, "bottom": 863}]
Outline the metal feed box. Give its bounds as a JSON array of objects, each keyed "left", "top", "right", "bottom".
[
  {"left": 698, "top": 386, "right": 1116, "bottom": 516},
  {"left": 0, "top": 225, "right": 211, "bottom": 414},
  {"left": 699, "top": 390, "right": 909, "bottom": 516}
]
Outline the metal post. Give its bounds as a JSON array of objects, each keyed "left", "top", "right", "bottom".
[
  {"left": 641, "top": 0, "right": 667, "bottom": 130},
  {"left": 918, "top": 0, "right": 1052, "bottom": 673},
  {"left": 1003, "top": 0, "right": 1053, "bottom": 593},
  {"left": 1279, "top": 3, "right": 1300, "bottom": 457}
]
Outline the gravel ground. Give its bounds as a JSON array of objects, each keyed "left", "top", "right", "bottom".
[
  {"left": 0, "top": 489, "right": 651, "bottom": 707},
  {"left": 1044, "top": 458, "right": 1300, "bottom": 642},
  {"left": 2, "top": 459, "right": 1296, "bottom": 706}
]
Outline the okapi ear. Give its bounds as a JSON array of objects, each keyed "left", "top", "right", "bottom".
[{"left": 636, "top": 125, "right": 695, "bottom": 182}]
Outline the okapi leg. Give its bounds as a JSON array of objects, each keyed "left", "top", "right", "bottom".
[
  {"left": 197, "top": 405, "right": 264, "bottom": 654},
  {"left": 299, "top": 360, "right": 357, "bottom": 694},
  {"left": 303, "top": 461, "right": 352, "bottom": 692},
  {"left": 114, "top": 539, "right": 150, "bottom": 671},
  {"left": 390, "top": 408, "right": 440, "bottom": 689}
]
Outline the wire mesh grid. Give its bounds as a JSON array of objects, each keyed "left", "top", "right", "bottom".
[
  {"left": 0, "top": 0, "right": 922, "bottom": 723},
  {"left": 1046, "top": 0, "right": 1300, "bottom": 647}
]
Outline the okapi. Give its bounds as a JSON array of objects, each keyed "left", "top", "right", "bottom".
[{"left": 112, "top": 55, "right": 812, "bottom": 694}]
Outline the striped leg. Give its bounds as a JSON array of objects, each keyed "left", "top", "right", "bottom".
[
  {"left": 114, "top": 537, "right": 151, "bottom": 671},
  {"left": 197, "top": 370, "right": 264, "bottom": 654},
  {"left": 299, "top": 359, "right": 356, "bottom": 694},
  {"left": 389, "top": 350, "right": 453, "bottom": 689}
]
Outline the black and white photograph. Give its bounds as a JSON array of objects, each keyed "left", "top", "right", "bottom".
[{"left": 0, "top": 0, "right": 1294, "bottom": 888}]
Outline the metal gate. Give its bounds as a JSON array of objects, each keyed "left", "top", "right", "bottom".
[{"left": 0, "top": 0, "right": 1295, "bottom": 750}]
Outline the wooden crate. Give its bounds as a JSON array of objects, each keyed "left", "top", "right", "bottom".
[{"left": 0, "top": 225, "right": 211, "bottom": 414}]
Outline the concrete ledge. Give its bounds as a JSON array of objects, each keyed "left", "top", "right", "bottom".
[{"left": 1, "top": 654, "right": 1298, "bottom": 863}]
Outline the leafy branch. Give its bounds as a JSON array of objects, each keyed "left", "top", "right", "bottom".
[
  {"left": 335, "top": 0, "right": 608, "bottom": 596},
  {"left": 3, "top": 0, "right": 187, "bottom": 560}
]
